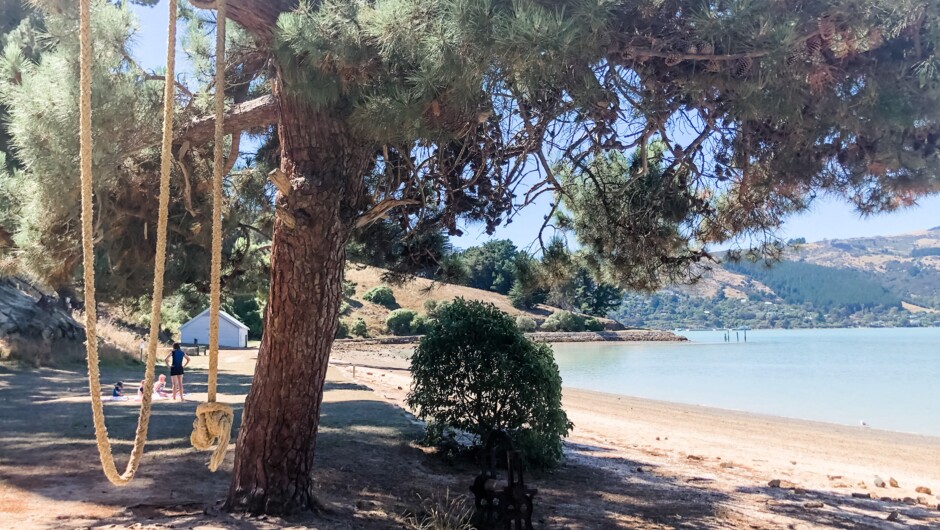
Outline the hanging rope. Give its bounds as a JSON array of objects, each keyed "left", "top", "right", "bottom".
[
  {"left": 190, "top": 0, "right": 234, "bottom": 472},
  {"left": 79, "top": 0, "right": 179, "bottom": 485}
]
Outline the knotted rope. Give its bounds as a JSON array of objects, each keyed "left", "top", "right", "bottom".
[
  {"left": 190, "top": 0, "right": 234, "bottom": 472},
  {"left": 79, "top": 0, "right": 178, "bottom": 485}
]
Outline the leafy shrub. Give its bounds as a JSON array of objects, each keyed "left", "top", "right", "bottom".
[
  {"left": 387, "top": 308, "right": 418, "bottom": 335},
  {"left": 515, "top": 316, "right": 537, "bottom": 332},
  {"left": 408, "top": 298, "right": 572, "bottom": 468},
  {"left": 411, "top": 313, "right": 432, "bottom": 335},
  {"left": 425, "top": 299, "right": 451, "bottom": 318},
  {"left": 339, "top": 299, "right": 351, "bottom": 315},
  {"left": 335, "top": 319, "right": 350, "bottom": 339},
  {"left": 351, "top": 318, "right": 368, "bottom": 337},
  {"left": 584, "top": 317, "right": 604, "bottom": 331},
  {"left": 342, "top": 280, "right": 357, "bottom": 298},
  {"left": 363, "top": 285, "right": 396, "bottom": 307},
  {"left": 541, "top": 310, "right": 588, "bottom": 332},
  {"left": 424, "top": 299, "right": 439, "bottom": 314}
]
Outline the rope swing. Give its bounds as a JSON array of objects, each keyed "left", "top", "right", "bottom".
[
  {"left": 190, "top": 0, "right": 235, "bottom": 473},
  {"left": 78, "top": 0, "right": 232, "bottom": 484}
]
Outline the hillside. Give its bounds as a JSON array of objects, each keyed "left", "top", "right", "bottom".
[
  {"left": 342, "top": 265, "right": 623, "bottom": 336},
  {"left": 612, "top": 228, "right": 940, "bottom": 330}
]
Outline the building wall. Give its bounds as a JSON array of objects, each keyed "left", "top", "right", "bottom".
[{"left": 181, "top": 316, "right": 244, "bottom": 348}]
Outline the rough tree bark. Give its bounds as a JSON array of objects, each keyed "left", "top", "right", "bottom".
[
  {"left": 223, "top": 71, "right": 371, "bottom": 511},
  {"left": 188, "top": 0, "right": 376, "bottom": 514}
]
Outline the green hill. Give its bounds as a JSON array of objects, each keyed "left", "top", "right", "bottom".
[{"left": 611, "top": 229, "right": 940, "bottom": 330}]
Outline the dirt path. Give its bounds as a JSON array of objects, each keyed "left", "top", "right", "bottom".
[{"left": 2, "top": 346, "right": 939, "bottom": 529}]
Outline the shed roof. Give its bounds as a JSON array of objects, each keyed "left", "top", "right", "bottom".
[{"left": 179, "top": 308, "right": 250, "bottom": 331}]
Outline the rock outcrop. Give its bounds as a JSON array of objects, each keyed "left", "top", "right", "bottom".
[{"left": 0, "top": 278, "right": 85, "bottom": 359}]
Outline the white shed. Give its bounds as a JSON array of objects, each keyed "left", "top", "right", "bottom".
[{"left": 179, "top": 309, "right": 249, "bottom": 348}]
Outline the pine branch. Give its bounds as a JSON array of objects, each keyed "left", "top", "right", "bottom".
[{"left": 177, "top": 94, "right": 277, "bottom": 146}]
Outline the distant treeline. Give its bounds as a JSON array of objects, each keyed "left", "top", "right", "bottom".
[
  {"left": 723, "top": 260, "right": 901, "bottom": 311},
  {"left": 911, "top": 247, "right": 940, "bottom": 257}
]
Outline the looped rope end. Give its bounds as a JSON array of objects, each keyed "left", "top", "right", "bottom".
[{"left": 191, "top": 401, "right": 234, "bottom": 472}]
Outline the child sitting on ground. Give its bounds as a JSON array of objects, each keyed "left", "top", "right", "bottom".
[
  {"left": 153, "top": 374, "right": 170, "bottom": 398},
  {"left": 135, "top": 376, "right": 171, "bottom": 399},
  {"left": 112, "top": 381, "right": 125, "bottom": 399}
]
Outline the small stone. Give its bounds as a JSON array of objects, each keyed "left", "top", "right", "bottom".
[
  {"left": 917, "top": 496, "right": 929, "bottom": 506},
  {"left": 889, "top": 477, "right": 899, "bottom": 488},
  {"left": 827, "top": 475, "right": 843, "bottom": 480},
  {"left": 915, "top": 486, "right": 933, "bottom": 495},
  {"left": 656, "top": 436, "right": 660, "bottom": 441},
  {"left": 858, "top": 481, "right": 868, "bottom": 489},
  {"left": 903, "top": 497, "right": 917, "bottom": 505},
  {"left": 720, "top": 462, "right": 734, "bottom": 469},
  {"left": 687, "top": 455, "right": 703, "bottom": 461},
  {"left": 397, "top": 386, "right": 402, "bottom": 390},
  {"left": 852, "top": 492, "right": 872, "bottom": 499},
  {"left": 769, "top": 479, "right": 782, "bottom": 488},
  {"left": 886, "top": 510, "right": 900, "bottom": 522},
  {"left": 803, "top": 501, "right": 824, "bottom": 508},
  {"left": 874, "top": 476, "right": 886, "bottom": 488},
  {"left": 635, "top": 467, "right": 644, "bottom": 473}
]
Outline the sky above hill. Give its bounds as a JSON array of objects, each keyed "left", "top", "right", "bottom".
[{"left": 131, "top": 4, "right": 940, "bottom": 251}]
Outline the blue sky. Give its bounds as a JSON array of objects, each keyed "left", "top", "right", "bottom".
[{"left": 130, "top": 3, "right": 940, "bottom": 251}]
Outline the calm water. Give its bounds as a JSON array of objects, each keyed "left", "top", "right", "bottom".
[{"left": 552, "top": 328, "right": 940, "bottom": 436}]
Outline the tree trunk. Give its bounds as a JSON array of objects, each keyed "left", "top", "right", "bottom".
[{"left": 224, "top": 77, "right": 368, "bottom": 514}]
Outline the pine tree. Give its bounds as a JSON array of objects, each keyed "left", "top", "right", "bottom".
[{"left": 3, "top": 0, "right": 940, "bottom": 515}]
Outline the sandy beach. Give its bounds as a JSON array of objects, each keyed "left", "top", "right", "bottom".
[{"left": 332, "top": 341, "right": 940, "bottom": 528}]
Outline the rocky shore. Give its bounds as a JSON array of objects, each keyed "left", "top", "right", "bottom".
[{"left": 335, "top": 328, "right": 686, "bottom": 346}]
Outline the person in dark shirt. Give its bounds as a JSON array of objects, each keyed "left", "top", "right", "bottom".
[
  {"left": 163, "top": 343, "right": 191, "bottom": 401},
  {"left": 112, "top": 381, "right": 124, "bottom": 399}
]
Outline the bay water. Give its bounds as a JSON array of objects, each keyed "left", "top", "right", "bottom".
[{"left": 551, "top": 327, "right": 940, "bottom": 436}]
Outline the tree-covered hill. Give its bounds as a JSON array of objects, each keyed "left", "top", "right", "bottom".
[{"left": 612, "top": 229, "right": 940, "bottom": 330}]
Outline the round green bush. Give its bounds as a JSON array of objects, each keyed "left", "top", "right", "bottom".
[
  {"left": 363, "top": 285, "right": 396, "bottom": 308},
  {"left": 515, "top": 315, "right": 537, "bottom": 332},
  {"left": 335, "top": 319, "right": 350, "bottom": 339},
  {"left": 541, "top": 310, "right": 588, "bottom": 332},
  {"left": 386, "top": 308, "right": 417, "bottom": 335},
  {"left": 351, "top": 318, "right": 368, "bottom": 337},
  {"left": 408, "top": 298, "right": 572, "bottom": 468},
  {"left": 411, "top": 313, "right": 432, "bottom": 335},
  {"left": 584, "top": 317, "right": 604, "bottom": 332}
]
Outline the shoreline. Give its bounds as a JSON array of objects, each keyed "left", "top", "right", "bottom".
[
  {"left": 564, "top": 384, "right": 940, "bottom": 440},
  {"left": 334, "top": 328, "right": 687, "bottom": 345},
  {"left": 331, "top": 342, "right": 940, "bottom": 516}
]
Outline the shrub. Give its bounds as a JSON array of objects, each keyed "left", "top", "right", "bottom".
[
  {"left": 342, "top": 280, "right": 357, "bottom": 298},
  {"left": 541, "top": 310, "right": 587, "bottom": 332},
  {"left": 408, "top": 298, "right": 572, "bottom": 468},
  {"left": 425, "top": 299, "right": 451, "bottom": 318},
  {"left": 363, "top": 285, "right": 396, "bottom": 307},
  {"left": 339, "top": 299, "right": 351, "bottom": 315},
  {"left": 386, "top": 308, "right": 418, "bottom": 335},
  {"left": 423, "top": 299, "right": 441, "bottom": 315},
  {"left": 515, "top": 316, "right": 537, "bottom": 332},
  {"left": 411, "top": 313, "right": 432, "bottom": 335},
  {"left": 584, "top": 317, "right": 604, "bottom": 332},
  {"left": 351, "top": 318, "right": 368, "bottom": 337},
  {"left": 335, "top": 319, "right": 350, "bottom": 339}
]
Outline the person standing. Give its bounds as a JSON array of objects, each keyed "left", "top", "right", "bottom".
[{"left": 164, "top": 343, "right": 190, "bottom": 401}]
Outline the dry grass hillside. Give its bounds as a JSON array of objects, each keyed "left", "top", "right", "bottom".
[{"left": 342, "top": 265, "right": 621, "bottom": 336}]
